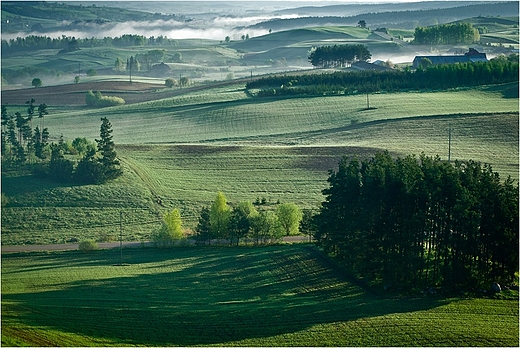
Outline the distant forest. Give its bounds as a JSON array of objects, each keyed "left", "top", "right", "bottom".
[
  {"left": 1, "top": 34, "right": 179, "bottom": 55},
  {"left": 247, "top": 56, "right": 519, "bottom": 97}
]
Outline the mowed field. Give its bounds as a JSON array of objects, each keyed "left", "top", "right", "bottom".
[
  {"left": 1, "top": 81, "right": 518, "bottom": 245},
  {"left": 2, "top": 246, "right": 518, "bottom": 346}
]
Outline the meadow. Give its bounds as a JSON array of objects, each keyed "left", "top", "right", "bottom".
[
  {"left": 2, "top": 82, "right": 518, "bottom": 245},
  {"left": 2, "top": 245, "right": 518, "bottom": 346}
]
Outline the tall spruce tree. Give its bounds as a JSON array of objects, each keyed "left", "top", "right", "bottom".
[{"left": 95, "top": 117, "right": 122, "bottom": 182}]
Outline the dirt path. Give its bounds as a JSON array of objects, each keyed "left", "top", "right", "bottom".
[
  {"left": 1, "top": 237, "right": 309, "bottom": 253},
  {"left": 1, "top": 241, "right": 153, "bottom": 253}
]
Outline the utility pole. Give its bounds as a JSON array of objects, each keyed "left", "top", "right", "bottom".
[
  {"left": 119, "top": 210, "right": 123, "bottom": 265},
  {"left": 448, "top": 127, "right": 452, "bottom": 163}
]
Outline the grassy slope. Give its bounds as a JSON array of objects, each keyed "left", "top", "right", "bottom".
[
  {"left": 2, "top": 83, "right": 518, "bottom": 245},
  {"left": 2, "top": 246, "right": 518, "bottom": 346}
]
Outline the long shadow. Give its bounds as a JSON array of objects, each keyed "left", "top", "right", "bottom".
[{"left": 2, "top": 246, "right": 448, "bottom": 346}]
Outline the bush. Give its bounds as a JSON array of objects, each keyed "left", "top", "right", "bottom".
[
  {"left": 165, "top": 78, "right": 176, "bottom": 88},
  {"left": 79, "top": 239, "right": 98, "bottom": 252},
  {"left": 86, "top": 90, "right": 125, "bottom": 107}
]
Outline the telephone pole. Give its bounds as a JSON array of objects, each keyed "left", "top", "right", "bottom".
[
  {"left": 119, "top": 210, "right": 123, "bottom": 265},
  {"left": 448, "top": 127, "right": 452, "bottom": 163}
]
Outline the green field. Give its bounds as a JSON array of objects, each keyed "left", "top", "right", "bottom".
[
  {"left": 2, "top": 83, "right": 518, "bottom": 245},
  {"left": 2, "top": 245, "right": 518, "bottom": 346}
]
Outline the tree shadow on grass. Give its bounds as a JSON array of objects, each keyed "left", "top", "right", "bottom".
[{"left": 2, "top": 246, "right": 449, "bottom": 346}]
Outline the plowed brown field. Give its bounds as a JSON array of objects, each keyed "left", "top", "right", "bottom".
[{"left": 1, "top": 81, "right": 165, "bottom": 106}]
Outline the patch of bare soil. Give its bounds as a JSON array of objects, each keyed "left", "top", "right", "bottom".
[{"left": 1, "top": 81, "right": 165, "bottom": 106}]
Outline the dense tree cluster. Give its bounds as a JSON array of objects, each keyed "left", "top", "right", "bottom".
[
  {"left": 1, "top": 34, "right": 178, "bottom": 55},
  {"left": 247, "top": 55, "right": 518, "bottom": 97},
  {"left": 194, "top": 192, "right": 303, "bottom": 246},
  {"left": 316, "top": 152, "right": 518, "bottom": 290},
  {"left": 413, "top": 22, "right": 480, "bottom": 45},
  {"left": 1, "top": 100, "right": 49, "bottom": 164},
  {"left": 2, "top": 105, "right": 121, "bottom": 185},
  {"left": 308, "top": 44, "right": 372, "bottom": 68}
]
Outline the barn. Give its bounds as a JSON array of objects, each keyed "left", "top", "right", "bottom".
[{"left": 412, "top": 48, "right": 488, "bottom": 69}]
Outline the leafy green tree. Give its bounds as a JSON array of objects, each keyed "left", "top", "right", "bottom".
[
  {"left": 95, "top": 117, "right": 122, "bottom": 182},
  {"left": 179, "top": 76, "right": 189, "bottom": 87},
  {"left": 73, "top": 148, "right": 103, "bottom": 184},
  {"left": 172, "top": 52, "right": 182, "bottom": 63},
  {"left": 154, "top": 209, "right": 184, "bottom": 247},
  {"left": 31, "top": 77, "right": 42, "bottom": 87},
  {"left": 114, "top": 57, "right": 125, "bottom": 72},
  {"left": 48, "top": 143, "right": 73, "bottom": 182},
  {"left": 165, "top": 78, "right": 176, "bottom": 88},
  {"left": 229, "top": 201, "right": 258, "bottom": 245},
  {"left": 195, "top": 206, "right": 212, "bottom": 245},
  {"left": 210, "top": 191, "right": 231, "bottom": 242},
  {"left": 275, "top": 202, "right": 303, "bottom": 236},
  {"left": 251, "top": 210, "right": 282, "bottom": 244}
]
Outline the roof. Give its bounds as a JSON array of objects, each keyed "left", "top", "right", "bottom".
[
  {"left": 351, "top": 61, "right": 392, "bottom": 71},
  {"left": 413, "top": 49, "right": 488, "bottom": 68}
]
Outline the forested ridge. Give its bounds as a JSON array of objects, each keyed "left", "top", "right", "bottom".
[
  {"left": 248, "top": 55, "right": 519, "bottom": 96},
  {"left": 316, "top": 152, "right": 519, "bottom": 291}
]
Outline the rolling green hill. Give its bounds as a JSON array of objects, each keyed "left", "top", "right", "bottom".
[
  {"left": 2, "top": 246, "right": 518, "bottom": 346},
  {"left": 2, "top": 83, "right": 517, "bottom": 245}
]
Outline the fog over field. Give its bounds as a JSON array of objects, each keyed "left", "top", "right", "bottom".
[{"left": 3, "top": 0, "right": 500, "bottom": 41}]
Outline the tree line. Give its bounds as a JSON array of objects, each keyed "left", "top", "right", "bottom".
[
  {"left": 308, "top": 44, "right": 372, "bottom": 68},
  {"left": 1, "top": 103, "right": 121, "bottom": 184},
  {"left": 413, "top": 22, "right": 480, "bottom": 45},
  {"left": 247, "top": 55, "right": 518, "bottom": 97},
  {"left": 154, "top": 192, "right": 306, "bottom": 247},
  {"left": 1, "top": 34, "right": 179, "bottom": 55},
  {"left": 315, "top": 152, "right": 518, "bottom": 291}
]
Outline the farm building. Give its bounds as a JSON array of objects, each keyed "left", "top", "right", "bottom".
[
  {"left": 351, "top": 61, "right": 393, "bottom": 71},
  {"left": 412, "top": 48, "right": 488, "bottom": 69}
]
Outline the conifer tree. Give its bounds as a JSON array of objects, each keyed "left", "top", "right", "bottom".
[{"left": 95, "top": 117, "right": 122, "bottom": 182}]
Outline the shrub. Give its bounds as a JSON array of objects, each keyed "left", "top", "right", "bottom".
[
  {"left": 79, "top": 239, "right": 98, "bottom": 252},
  {"left": 85, "top": 90, "right": 125, "bottom": 107},
  {"left": 165, "top": 78, "right": 176, "bottom": 88}
]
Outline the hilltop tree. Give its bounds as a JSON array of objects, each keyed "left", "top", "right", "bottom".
[
  {"left": 31, "top": 78, "right": 42, "bottom": 88},
  {"left": 95, "top": 117, "right": 122, "bottom": 182}
]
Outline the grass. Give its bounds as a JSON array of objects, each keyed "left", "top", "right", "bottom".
[
  {"left": 2, "top": 84, "right": 518, "bottom": 245},
  {"left": 2, "top": 245, "right": 518, "bottom": 346},
  {"left": 43, "top": 84, "right": 519, "bottom": 144}
]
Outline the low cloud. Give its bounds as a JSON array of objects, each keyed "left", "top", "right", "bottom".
[{"left": 1, "top": 14, "right": 300, "bottom": 41}]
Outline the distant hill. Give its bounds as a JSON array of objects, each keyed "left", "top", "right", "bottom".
[
  {"left": 1, "top": 1, "right": 186, "bottom": 33},
  {"left": 244, "top": 2, "right": 519, "bottom": 31}
]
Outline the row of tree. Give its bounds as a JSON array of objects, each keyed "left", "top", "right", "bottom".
[
  {"left": 413, "top": 22, "right": 480, "bottom": 45},
  {"left": 308, "top": 44, "right": 372, "bottom": 68},
  {"left": 1, "top": 104, "right": 122, "bottom": 184},
  {"left": 1, "top": 100, "right": 49, "bottom": 164},
  {"left": 1, "top": 34, "right": 179, "bottom": 54},
  {"left": 247, "top": 55, "right": 519, "bottom": 97},
  {"left": 152, "top": 192, "right": 306, "bottom": 247},
  {"left": 316, "top": 152, "right": 518, "bottom": 290},
  {"left": 194, "top": 192, "right": 304, "bottom": 246}
]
